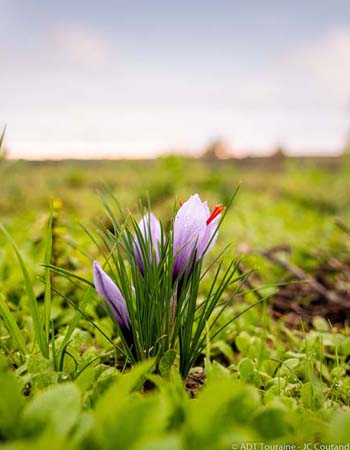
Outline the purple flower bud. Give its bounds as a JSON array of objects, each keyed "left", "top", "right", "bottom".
[
  {"left": 173, "top": 194, "right": 223, "bottom": 279},
  {"left": 93, "top": 261, "right": 130, "bottom": 330},
  {"left": 133, "top": 212, "right": 161, "bottom": 274}
]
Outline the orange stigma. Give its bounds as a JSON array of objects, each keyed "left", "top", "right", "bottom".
[
  {"left": 179, "top": 200, "right": 183, "bottom": 207},
  {"left": 206, "top": 204, "right": 224, "bottom": 225}
]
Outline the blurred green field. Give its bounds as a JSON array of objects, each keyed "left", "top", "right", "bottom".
[
  {"left": 0, "top": 155, "right": 350, "bottom": 449},
  {"left": 1, "top": 156, "right": 349, "bottom": 280},
  {"left": 1, "top": 156, "right": 349, "bottom": 242}
]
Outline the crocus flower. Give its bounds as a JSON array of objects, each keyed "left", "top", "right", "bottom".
[
  {"left": 93, "top": 261, "right": 130, "bottom": 331},
  {"left": 173, "top": 194, "right": 224, "bottom": 279},
  {"left": 133, "top": 212, "right": 161, "bottom": 274}
]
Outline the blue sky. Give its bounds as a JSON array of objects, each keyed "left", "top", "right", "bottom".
[{"left": 1, "top": 0, "right": 350, "bottom": 158}]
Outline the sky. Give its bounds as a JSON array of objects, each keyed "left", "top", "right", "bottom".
[{"left": 1, "top": 0, "right": 350, "bottom": 159}]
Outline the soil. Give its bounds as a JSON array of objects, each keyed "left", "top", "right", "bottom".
[
  {"left": 269, "top": 254, "right": 350, "bottom": 327},
  {"left": 240, "top": 242, "right": 350, "bottom": 328},
  {"left": 185, "top": 367, "right": 205, "bottom": 398}
]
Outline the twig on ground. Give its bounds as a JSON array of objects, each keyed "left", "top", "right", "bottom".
[
  {"left": 335, "top": 218, "right": 350, "bottom": 235},
  {"left": 255, "top": 249, "right": 348, "bottom": 308}
]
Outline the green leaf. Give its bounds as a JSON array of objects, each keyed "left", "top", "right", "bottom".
[
  {"left": 213, "top": 340, "right": 235, "bottom": 363},
  {"left": 159, "top": 350, "right": 177, "bottom": 378},
  {"left": 137, "top": 435, "right": 182, "bottom": 450},
  {"left": 97, "top": 395, "right": 167, "bottom": 450},
  {"left": 26, "top": 354, "right": 59, "bottom": 389},
  {"left": 326, "top": 410, "right": 350, "bottom": 443},
  {"left": 96, "top": 360, "right": 155, "bottom": 411},
  {"left": 312, "top": 316, "right": 330, "bottom": 332},
  {"left": 235, "top": 331, "right": 252, "bottom": 355},
  {"left": 239, "top": 358, "right": 255, "bottom": 383},
  {"left": 185, "top": 376, "right": 260, "bottom": 448},
  {"left": 20, "top": 383, "right": 81, "bottom": 438},
  {"left": 253, "top": 405, "right": 292, "bottom": 439},
  {"left": 94, "top": 360, "right": 161, "bottom": 450},
  {"left": 301, "top": 382, "right": 323, "bottom": 410},
  {"left": 0, "top": 371, "right": 24, "bottom": 439}
]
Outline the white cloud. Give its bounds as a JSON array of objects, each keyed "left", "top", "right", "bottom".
[
  {"left": 290, "top": 28, "right": 350, "bottom": 105},
  {"left": 52, "top": 24, "right": 111, "bottom": 68}
]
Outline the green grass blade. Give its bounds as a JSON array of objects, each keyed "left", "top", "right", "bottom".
[
  {"left": 0, "top": 125, "right": 6, "bottom": 150},
  {"left": 44, "top": 203, "right": 53, "bottom": 344},
  {"left": 59, "top": 286, "right": 95, "bottom": 356},
  {"left": 0, "top": 224, "right": 49, "bottom": 358},
  {"left": 44, "top": 264, "right": 94, "bottom": 288},
  {"left": 0, "top": 293, "right": 27, "bottom": 356}
]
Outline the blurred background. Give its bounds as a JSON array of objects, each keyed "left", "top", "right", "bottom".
[
  {"left": 1, "top": 0, "right": 350, "bottom": 159},
  {"left": 0, "top": 0, "right": 349, "bottom": 329}
]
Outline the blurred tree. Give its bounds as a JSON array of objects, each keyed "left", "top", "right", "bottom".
[
  {"left": 342, "top": 130, "right": 350, "bottom": 155},
  {"left": 270, "top": 145, "right": 287, "bottom": 161},
  {"left": 201, "top": 139, "right": 232, "bottom": 160}
]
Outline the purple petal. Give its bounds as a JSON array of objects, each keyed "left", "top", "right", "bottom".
[
  {"left": 133, "top": 212, "right": 161, "bottom": 273},
  {"left": 93, "top": 261, "right": 130, "bottom": 330},
  {"left": 173, "top": 194, "right": 208, "bottom": 278}
]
